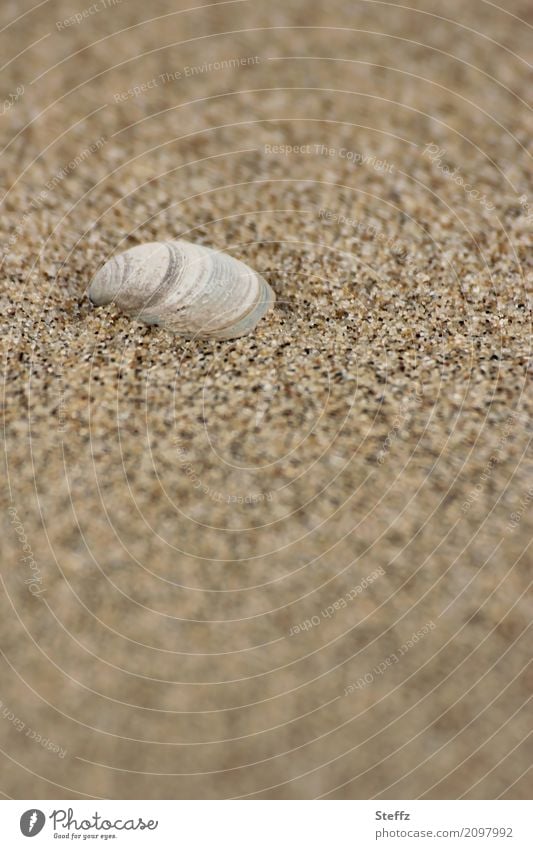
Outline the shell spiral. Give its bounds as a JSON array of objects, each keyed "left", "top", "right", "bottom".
[{"left": 88, "top": 240, "right": 275, "bottom": 340}]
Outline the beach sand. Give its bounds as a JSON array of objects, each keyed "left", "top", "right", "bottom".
[{"left": 0, "top": 0, "right": 531, "bottom": 799}]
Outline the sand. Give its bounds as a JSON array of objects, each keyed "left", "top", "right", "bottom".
[{"left": 0, "top": 0, "right": 531, "bottom": 799}]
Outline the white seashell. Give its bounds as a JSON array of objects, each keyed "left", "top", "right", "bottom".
[{"left": 88, "top": 240, "right": 275, "bottom": 340}]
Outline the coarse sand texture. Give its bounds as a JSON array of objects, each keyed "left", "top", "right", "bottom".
[{"left": 0, "top": 0, "right": 531, "bottom": 799}]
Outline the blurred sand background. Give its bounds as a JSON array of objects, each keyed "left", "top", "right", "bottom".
[{"left": 0, "top": 0, "right": 531, "bottom": 798}]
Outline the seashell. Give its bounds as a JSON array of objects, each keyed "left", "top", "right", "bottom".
[{"left": 88, "top": 240, "right": 275, "bottom": 340}]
